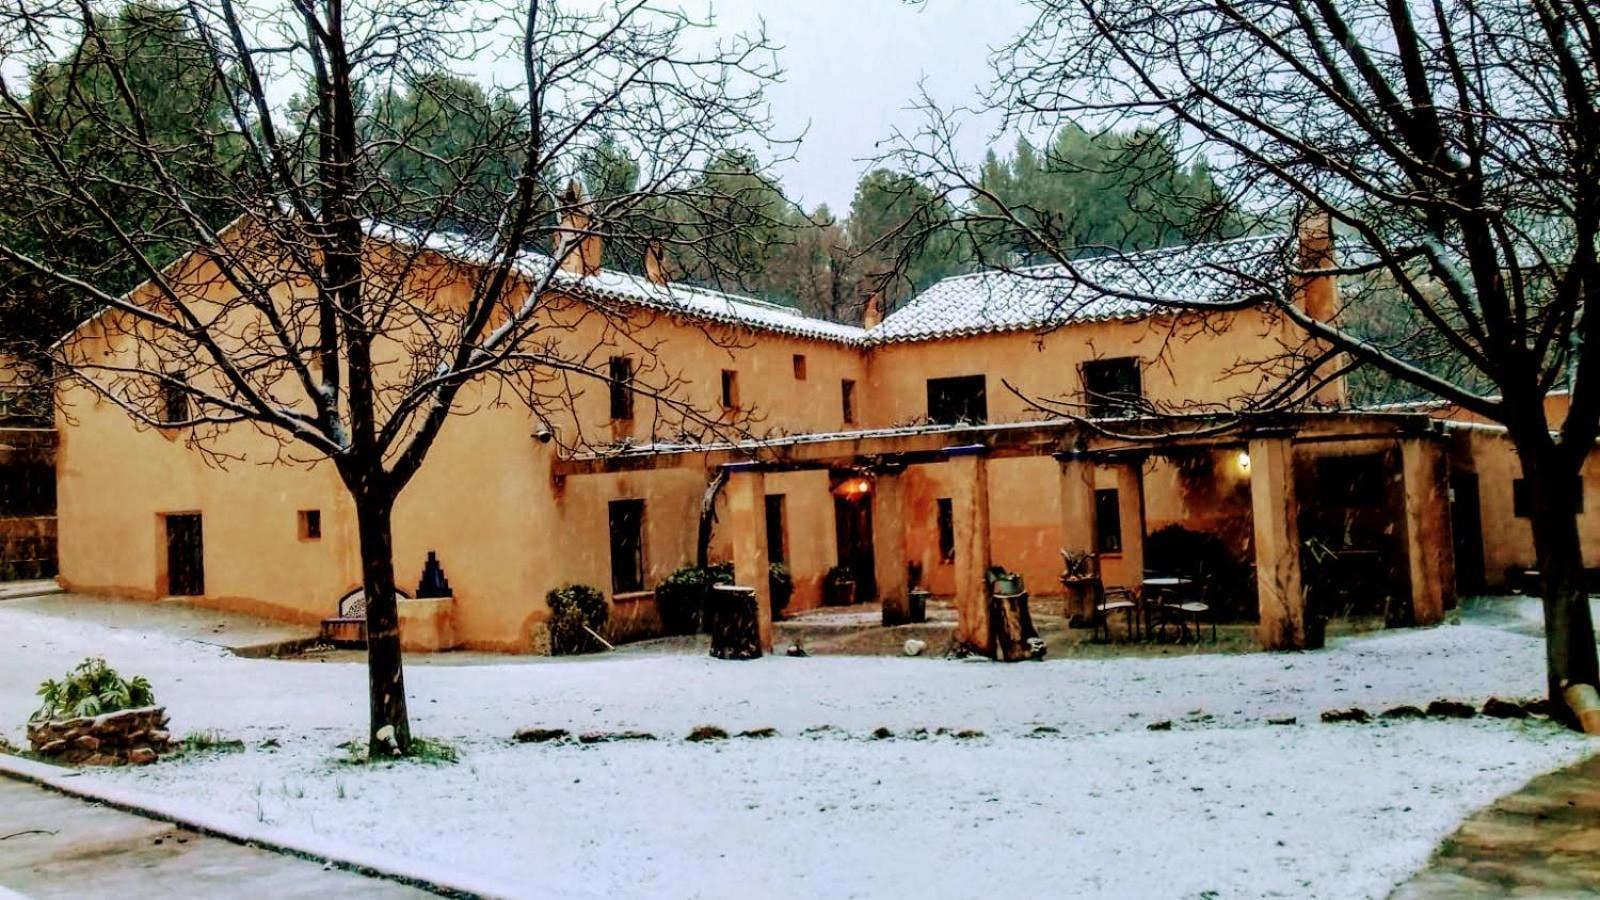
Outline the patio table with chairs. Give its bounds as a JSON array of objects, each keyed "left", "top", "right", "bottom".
[{"left": 1061, "top": 549, "right": 1217, "bottom": 644}]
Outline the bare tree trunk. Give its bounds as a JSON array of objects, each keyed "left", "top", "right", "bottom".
[
  {"left": 1519, "top": 441, "right": 1600, "bottom": 726},
  {"left": 696, "top": 468, "right": 729, "bottom": 569},
  {"left": 355, "top": 493, "right": 412, "bottom": 757}
]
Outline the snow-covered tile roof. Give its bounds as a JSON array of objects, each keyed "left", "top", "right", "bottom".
[
  {"left": 868, "top": 234, "right": 1287, "bottom": 344},
  {"left": 370, "top": 221, "right": 866, "bottom": 344}
]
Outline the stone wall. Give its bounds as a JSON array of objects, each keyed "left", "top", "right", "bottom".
[{"left": 27, "top": 705, "right": 171, "bottom": 765}]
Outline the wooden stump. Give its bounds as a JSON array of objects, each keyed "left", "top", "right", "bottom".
[
  {"left": 989, "top": 591, "right": 1043, "bottom": 661},
  {"left": 708, "top": 585, "right": 762, "bottom": 660},
  {"left": 1060, "top": 577, "right": 1101, "bottom": 628}
]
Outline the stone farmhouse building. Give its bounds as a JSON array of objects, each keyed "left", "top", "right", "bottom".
[{"left": 48, "top": 215, "right": 1600, "bottom": 655}]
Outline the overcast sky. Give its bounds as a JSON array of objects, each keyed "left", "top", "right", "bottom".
[{"left": 682, "top": 0, "right": 1038, "bottom": 213}]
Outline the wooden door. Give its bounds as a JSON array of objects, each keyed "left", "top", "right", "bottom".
[{"left": 165, "top": 514, "right": 204, "bottom": 596}]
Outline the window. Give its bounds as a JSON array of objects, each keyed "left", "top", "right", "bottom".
[
  {"left": 608, "top": 499, "right": 646, "bottom": 594},
  {"left": 792, "top": 354, "right": 808, "bottom": 380},
  {"left": 298, "top": 510, "right": 322, "bottom": 541},
  {"left": 927, "top": 375, "right": 987, "bottom": 425},
  {"left": 1513, "top": 478, "right": 1584, "bottom": 518},
  {"left": 1083, "top": 357, "right": 1143, "bottom": 418},
  {"left": 764, "top": 494, "right": 788, "bottom": 564},
  {"left": 720, "top": 369, "right": 739, "bottom": 410},
  {"left": 841, "top": 379, "right": 857, "bottom": 425},
  {"left": 936, "top": 498, "right": 955, "bottom": 563},
  {"left": 162, "top": 374, "right": 190, "bottom": 426},
  {"left": 608, "top": 356, "right": 634, "bottom": 421},
  {"left": 1095, "top": 489, "right": 1123, "bottom": 553}
]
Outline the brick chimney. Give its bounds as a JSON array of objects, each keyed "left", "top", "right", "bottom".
[
  {"left": 555, "top": 180, "right": 603, "bottom": 277},
  {"left": 644, "top": 241, "right": 669, "bottom": 286},
  {"left": 861, "top": 292, "right": 883, "bottom": 329}
]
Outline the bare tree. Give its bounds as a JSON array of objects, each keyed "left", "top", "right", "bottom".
[
  {"left": 0, "top": 0, "right": 780, "bottom": 755},
  {"left": 891, "top": 0, "right": 1599, "bottom": 722}
]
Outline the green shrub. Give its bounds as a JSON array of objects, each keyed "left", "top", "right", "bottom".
[
  {"left": 33, "top": 658, "right": 155, "bottom": 722},
  {"left": 655, "top": 563, "right": 734, "bottom": 635},
  {"left": 547, "top": 583, "right": 609, "bottom": 655}
]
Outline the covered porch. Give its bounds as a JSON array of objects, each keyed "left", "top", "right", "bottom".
[{"left": 553, "top": 411, "right": 1455, "bottom": 657}]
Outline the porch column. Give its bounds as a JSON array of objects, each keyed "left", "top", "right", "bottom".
[
  {"left": 1401, "top": 437, "right": 1451, "bottom": 626},
  {"left": 875, "top": 471, "right": 910, "bottom": 626},
  {"left": 726, "top": 467, "right": 773, "bottom": 651},
  {"left": 1249, "top": 435, "right": 1307, "bottom": 649},
  {"left": 1058, "top": 452, "right": 1099, "bottom": 622},
  {"left": 947, "top": 446, "right": 992, "bottom": 654},
  {"left": 1116, "top": 460, "right": 1146, "bottom": 592}
]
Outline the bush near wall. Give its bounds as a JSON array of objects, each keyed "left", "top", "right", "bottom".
[
  {"left": 655, "top": 563, "right": 733, "bottom": 635},
  {"left": 547, "top": 584, "right": 609, "bottom": 655},
  {"left": 27, "top": 658, "right": 171, "bottom": 765}
]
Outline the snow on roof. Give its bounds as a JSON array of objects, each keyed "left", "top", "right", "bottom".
[
  {"left": 868, "top": 234, "right": 1287, "bottom": 344},
  {"left": 372, "top": 221, "right": 866, "bottom": 344}
]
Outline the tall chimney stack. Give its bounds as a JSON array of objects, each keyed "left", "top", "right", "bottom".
[
  {"left": 861, "top": 292, "right": 883, "bottom": 330},
  {"left": 644, "top": 241, "right": 669, "bottom": 286},
  {"left": 556, "top": 180, "right": 603, "bottom": 277},
  {"left": 1294, "top": 208, "right": 1346, "bottom": 407}
]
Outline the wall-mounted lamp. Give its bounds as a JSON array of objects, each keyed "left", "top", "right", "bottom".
[
  {"left": 1236, "top": 450, "right": 1252, "bottom": 473},
  {"left": 832, "top": 476, "right": 874, "bottom": 499}
]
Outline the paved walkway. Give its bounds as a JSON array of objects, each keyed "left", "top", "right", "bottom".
[
  {"left": 1393, "top": 751, "right": 1600, "bottom": 898},
  {"left": 0, "top": 778, "right": 433, "bottom": 898}
]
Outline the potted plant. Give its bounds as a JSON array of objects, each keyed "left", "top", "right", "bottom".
[
  {"left": 986, "top": 566, "right": 1024, "bottom": 597},
  {"left": 769, "top": 562, "right": 794, "bottom": 619},
  {"left": 823, "top": 565, "right": 856, "bottom": 606}
]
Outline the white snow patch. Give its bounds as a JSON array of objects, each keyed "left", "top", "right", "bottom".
[{"left": 1, "top": 603, "right": 1591, "bottom": 899}]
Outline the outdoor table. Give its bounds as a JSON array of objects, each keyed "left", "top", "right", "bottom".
[{"left": 1140, "top": 577, "right": 1194, "bottom": 640}]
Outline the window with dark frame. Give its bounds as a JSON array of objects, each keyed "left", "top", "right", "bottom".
[
  {"left": 841, "top": 379, "right": 857, "bottom": 425},
  {"left": 764, "top": 494, "right": 788, "bottom": 564},
  {"left": 792, "top": 354, "right": 807, "bottom": 380},
  {"left": 720, "top": 369, "right": 739, "bottom": 410},
  {"left": 162, "top": 374, "right": 191, "bottom": 426},
  {"left": 1513, "top": 477, "right": 1584, "bottom": 518},
  {"left": 298, "top": 509, "right": 322, "bottom": 541},
  {"left": 1094, "top": 489, "right": 1123, "bottom": 553},
  {"left": 608, "top": 499, "right": 646, "bottom": 594},
  {"left": 926, "top": 375, "right": 987, "bottom": 425},
  {"left": 936, "top": 497, "right": 955, "bottom": 563},
  {"left": 1083, "top": 357, "right": 1143, "bottom": 418},
  {"left": 608, "top": 356, "right": 634, "bottom": 421}
]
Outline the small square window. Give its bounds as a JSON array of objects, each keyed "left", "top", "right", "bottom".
[
  {"left": 720, "top": 369, "right": 739, "bottom": 410},
  {"left": 792, "top": 354, "right": 808, "bottom": 380},
  {"left": 298, "top": 509, "right": 322, "bottom": 541}
]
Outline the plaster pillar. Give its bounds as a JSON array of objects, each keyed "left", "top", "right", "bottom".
[
  {"left": 875, "top": 472, "right": 910, "bottom": 626},
  {"left": 1115, "top": 460, "right": 1146, "bottom": 592},
  {"left": 726, "top": 467, "right": 773, "bottom": 651},
  {"left": 1401, "top": 438, "right": 1452, "bottom": 626},
  {"left": 1058, "top": 453, "right": 1099, "bottom": 622},
  {"left": 947, "top": 448, "right": 992, "bottom": 654},
  {"left": 1249, "top": 436, "right": 1307, "bottom": 650}
]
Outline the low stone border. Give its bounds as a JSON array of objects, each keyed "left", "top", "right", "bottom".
[
  {"left": 0, "top": 752, "right": 512, "bottom": 899},
  {"left": 28, "top": 706, "right": 171, "bottom": 765}
]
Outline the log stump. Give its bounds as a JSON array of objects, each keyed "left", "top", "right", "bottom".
[
  {"left": 708, "top": 585, "right": 762, "bottom": 660},
  {"left": 989, "top": 591, "right": 1043, "bottom": 661},
  {"left": 1060, "top": 577, "right": 1101, "bottom": 628}
]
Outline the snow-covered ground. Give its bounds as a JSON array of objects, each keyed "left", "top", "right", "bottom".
[{"left": 2, "top": 601, "right": 1591, "bottom": 899}]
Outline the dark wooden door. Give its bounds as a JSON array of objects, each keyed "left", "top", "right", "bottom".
[
  {"left": 1450, "top": 472, "right": 1485, "bottom": 595},
  {"left": 166, "top": 514, "right": 204, "bottom": 596},
  {"left": 833, "top": 494, "right": 877, "bottom": 602}
]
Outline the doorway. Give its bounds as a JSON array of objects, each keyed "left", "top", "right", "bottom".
[
  {"left": 164, "top": 513, "right": 204, "bottom": 596},
  {"left": 1450, "top": 472, "right": 1485, "bottom": 595},
  {"left": 833, "top": 493, "right": 877, "bottom": 603}
]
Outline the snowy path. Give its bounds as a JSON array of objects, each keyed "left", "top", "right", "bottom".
[{"left": 2, "top": 602, "right": 1591, "bottom": 899}]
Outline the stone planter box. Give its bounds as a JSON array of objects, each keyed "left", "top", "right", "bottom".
[
  {"left": 27, "top": 705, "right": 171, "bottom": 766},
  {"left": 319, "top": 596, "right": 459, "bottom": 652}
]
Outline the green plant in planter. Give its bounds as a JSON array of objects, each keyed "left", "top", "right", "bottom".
[
  {"left": 769, "top": 562, "right": 794, "bottom": 619},
  {"left": 33, "top": 657, "right": 155, "bottom": 722},
  {"left": 546, "top": 584, "right": 609, "bottom": 655},
  {"left": 655, "top": 563, "right": 735, "bottom": 635},
  {"left": 985, "top": 566, "right": 1024, "bottom": 596}
]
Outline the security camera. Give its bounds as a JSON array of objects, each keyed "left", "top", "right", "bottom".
[{"left": 534, "top": 427, "right": 554, "bottom": 444}]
